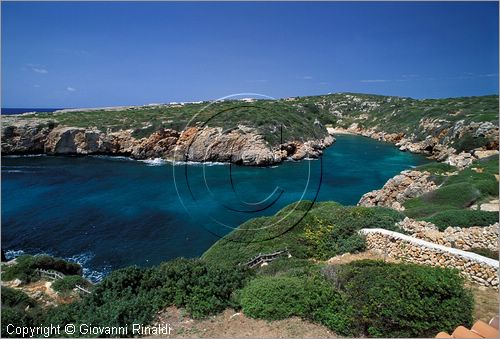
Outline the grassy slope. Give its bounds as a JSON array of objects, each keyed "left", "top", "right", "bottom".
[
  {"left": 202, "top": 201, "right": 404, "bottom": 266},
  {"left": 404, "top": 156, "right": 499, "bottom": 229},
  {"left": 18, "top": 93, "right": 499, "bottom": 145}
]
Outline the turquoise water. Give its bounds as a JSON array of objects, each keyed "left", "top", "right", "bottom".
[{"left": 1, "top": 135, "right": 429, "bottom": 281}]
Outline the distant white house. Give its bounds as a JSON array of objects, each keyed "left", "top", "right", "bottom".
[{"left": 239, "top": 98, "right": 256, "bottom": 103}]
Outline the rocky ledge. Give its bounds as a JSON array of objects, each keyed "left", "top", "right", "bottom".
[
  {"left": 358, "top": 170, "right": 437, "bottom": 210},
  {"left": 1, "top": 118, "right": 334, "bottom": 166}
]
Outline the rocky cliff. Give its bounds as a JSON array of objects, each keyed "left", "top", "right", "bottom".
[{"left": 1, "top": 116, "right": 334, "bottom": 166}]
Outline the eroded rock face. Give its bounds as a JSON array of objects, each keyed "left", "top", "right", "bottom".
[
  {"left": 130, "top": 128, "right": 179, "bottom": 159},
  {"left": 44, "top": 127, "right": 114, "bottom": 154},
  {"left": 1, "top": 120, "right": 55, "bottom": 154},
  {"left": 174, "top": 126, "right": 279, "bottom": 165},
  {"left": 358, "top": 170, "right": 437, "bottom": 210},
  {"left": 1, "top": 120, "right": 335, "bottom": 166},
  {"left": 330, "top": 117, "right": 499, "bottom": 169}
]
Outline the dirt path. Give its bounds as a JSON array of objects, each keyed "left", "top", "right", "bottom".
[
  {"left": 151, "top": 307, "right": 335, "bottom": 338},
  {"left": 2, "top": 279, "right": 76, "bottom": 307},
  {"left": 466, "top": 282, "right": 500, "bottom": 323}
]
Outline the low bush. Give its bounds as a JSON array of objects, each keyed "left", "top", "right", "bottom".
[
  {"left": 421, "top": 183, "right": 480, "bottom": 209},
  {"left": 416, "top": 162, "right": 456, "bottom": 174},
  {"left": 301, "top": 206, "right": 404, "bottom": 259},
  {"left": 425, "top": 209, "right": 499, "bottom": 230},
  {"left": 1, "top": 287, "right": 36, "bottom": 309},
  {"left": 1, "top": 307, "right": 34, "bottom": 338},
  {"left": 52, "top": 275, "right": 91, "bottom": 293},
  {"left": 203, "top": 201, "right": 405, "bottom": 266},
  {"left": 142, "top": 258, "right": 251, "bottom": 318},
  {"left": 453, "top": 133, "right": 490, "bottom": 153},
  {"left": 404, "top": 156, "right": 499, "bottom": 223},
  {"left": 239, "top": 275, "right": 352, "bottom": 333},
  {"left": 41, "top": 258, "right": 251, "bottom": 336},
  {"left": 1, "top": 255, "right": 81, "bottom": 283},
  {"left": 331, "top": 260, "right": 474, "bottom": 337}
]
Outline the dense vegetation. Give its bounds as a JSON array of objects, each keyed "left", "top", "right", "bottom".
[
  {"left": 17, "top": 93, "right": 499, "bottom": 146},
  {"left": 1, "top": 259, "right": 250, "bottom": 337},
  {"left": 2, "top": 254, "right": 473, "bottom": 338},
  {"left": 235, "top": 259, "right": 473, "bottom": 337},
  {"left": 51, "top": 275, "right": 91, "bottom": 293},
  {"left": 202, "top": 201, "right": 404, "bottom": 266},
  {"left": 329, "top": 260, "right": 474, "bottom": 337},
  {"left": 2, "top": 254, "right": 82, "bottom": 283},
  {"left": 405, "top": 156, "right": 499, "bottom": 229}
]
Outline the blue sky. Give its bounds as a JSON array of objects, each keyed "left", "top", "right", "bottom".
[{"left": 2, "top": 1, "right": 498, "bottom": 108}]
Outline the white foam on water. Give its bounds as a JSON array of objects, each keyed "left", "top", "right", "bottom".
[
  {"left": 3, "top": 154, "right": 46, "bottom": 158},
  {"left": 65, "top": 251, "right": 111, "bottom": 283},
  {"left": 140, "top": 158, "right": 168, "bottom": 166},
  {"left": 4, "top": 249, "right": 25, "bottom": 260},
  {"left": 139, "top": 158, "right": 228, "bottom": 167}
]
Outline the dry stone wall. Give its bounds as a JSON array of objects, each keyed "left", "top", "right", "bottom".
[
  {"left": 360, "top": 228, "right": 499, "bottom": 288},
  {"left": 397, "top": 218, "right": 499, "bottom": 252}
]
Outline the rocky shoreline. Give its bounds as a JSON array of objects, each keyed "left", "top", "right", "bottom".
[
  {"left": 1, "top": 117, "right": 334, "bottom": 166},
  {"left": 327, "top": 119, "right": 499, "bottom": 169},
  {"left": 358, "top": 170, "right": 437, "bottom": 211}
]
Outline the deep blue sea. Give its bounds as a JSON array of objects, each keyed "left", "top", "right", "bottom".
[
  {"left": 1, "top": 135, "right": 429, "bottom": 281},
  {"left": 1, "top": 108, "right": 63, "bottom": 115}
]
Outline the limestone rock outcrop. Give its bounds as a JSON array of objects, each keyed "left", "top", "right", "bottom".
[
  {"left": 358, "top": 170, "right": 437, "bottom": 210},
  {"left": 1, "top": 119, "right": 335, "bottom": 166}
]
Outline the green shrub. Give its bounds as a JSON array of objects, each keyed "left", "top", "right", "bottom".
[
  {"left": 41, "top": 258, "right": 251, "bottom": 336},
  {"left": 473, "top": 179, "right": 499, "bottom": 197},
  {"left": 203, "top": 202, "right": 404, "bottom": 266},
  {"left": 301, "top": 206, "right": 403, "bottom": 259},
  {"left": 31, "top": 255, "right": 81, "bottom": 275},
  {"left": 1, "top": 255, "right": 81, "bottom": 283},
  {"left": 239, "top": 275, "right": 351, "bottom": 332},
  {"left": 52, "top": 275, "right": 90, "bottom": 293},
  {"left": 416, "top": 163, "right": 456, "bottom": 174},
  {"left": 404, "top": 158, "right": 499, "bottom": 220},
  {"left": 142, "top": 258, "right": 251, "bottom": 318},
  {"left": 421, "top": 183, "right": 480, "bottom": 208},
  {"left": 1, "top": 307, "right": 34, "bottom": 338},
  {"left": 1, "top": 287, "right": 36, "bottom": 309},
  {"left": 425, "top": 210, "right": 499, "bottom": 230},
  {"left": 453, "top": 133, "right": 490, "bottom": 153},
  {"left": 331, "top": 260, "right": 474, "bottom": 337},
  {"left": 241, "top": 276, "right": 317, "bottom": 319}
]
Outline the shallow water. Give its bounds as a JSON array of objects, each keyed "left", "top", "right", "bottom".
[{"left": 1, "top": 135, "right": 429, "bottom": 281}]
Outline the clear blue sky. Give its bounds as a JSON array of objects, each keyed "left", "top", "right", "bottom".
[{"left": 2, "top": 1, "right": 498, "bottom": 108}]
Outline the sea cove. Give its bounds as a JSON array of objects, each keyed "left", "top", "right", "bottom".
[{"left": 1, "top": 135, "right": 428, "bottom": 281}]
